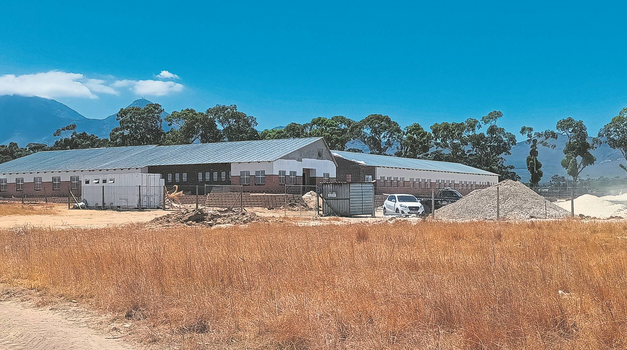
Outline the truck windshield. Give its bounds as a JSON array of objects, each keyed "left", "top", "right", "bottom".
[{"left": 397, "top": 195, "right": 418, "bottom": 202}]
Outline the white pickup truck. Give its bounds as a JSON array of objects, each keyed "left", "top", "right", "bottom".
[{"left": 383, "top": 194, "right": 425, "bottom": 216}]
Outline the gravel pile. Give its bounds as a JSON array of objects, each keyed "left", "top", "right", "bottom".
[
  {"left": 151, "top": 208, "right": 262, "bottom": 227},
  {"left": 557, "top": 194, "right": 627, "bottom": 219},
  {"left": 435, "top": 180, "right": 570, "bottom": 221}
]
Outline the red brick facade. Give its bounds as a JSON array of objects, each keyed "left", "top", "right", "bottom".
[{"left": 0, "top": 181, "right": 80, "bottom": 197}]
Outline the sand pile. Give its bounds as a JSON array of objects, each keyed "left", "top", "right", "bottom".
[
  {"left": 600, "top": 193, "right": 627, "bottom": 203},
  {"left": 302, "top": 191, "right": 318, "bottom": 209},
  {"left": 435, "top": 180, "right": 570, "bottom": 221},
  {"left": 151, "top": 208, "right": 261, "bottom": 227},
  {"left": 557, "top": 195, "right": 627, "bottom": 219}
]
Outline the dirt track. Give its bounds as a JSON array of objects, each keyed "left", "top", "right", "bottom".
[{"left": 0, "top": 300, "right": 133, "bottom": 350}]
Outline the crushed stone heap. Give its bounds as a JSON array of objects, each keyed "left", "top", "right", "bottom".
[{"left": 435, "top": 180, "right": 570, "bottom": 221}]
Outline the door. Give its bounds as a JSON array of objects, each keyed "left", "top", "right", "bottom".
[{"left": 385, "top": 195, "right": 396, "bottom": 212}]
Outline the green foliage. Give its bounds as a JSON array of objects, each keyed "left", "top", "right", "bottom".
[
  {"left": 165, "top": 108, "right": 221, "bottom": 144},
  {"left": 556, "top": 117, "right": 597, "bottom": 184},
  {"left": 397, "top": 123, "right": 432, "bottom": 158},
  {"left": 0, "top": 142, "right": 32, "bottom": 164},
  {"left": 306, "top": 116, "right": 355, "bottom": 150},
  {"left": 50, "top": 130, "right": 109, "bottom": 150},
  {"left": 109, "top": 103, "right": 166, "bottom": 146},
  {"left": 520, "top": 126, "right": 557, "bottom": 187},
  {"left": 599, "top": 107, "right": 627, "bottom": 173},
  {"left": 207, "top": 104, "right": 259, "bottom": 142},
  {"left": 354, "top": 114, "right": 403, "bottom": 155}
]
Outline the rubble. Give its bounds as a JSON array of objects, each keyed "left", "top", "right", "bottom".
[
  {"left": 435, "top": 180, "right": 570, "bottom": 221},
  {"left": 302, "top": 191, "right": 318, "bottom": 209},
  {"left": 151, "top": 208, "right": 262, "bottom": 227}
]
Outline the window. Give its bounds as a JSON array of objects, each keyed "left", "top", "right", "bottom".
[
  {"left": 279, "top": 170, "right": 286, "bottom": 184},
  {"left": 175, "top": 173, "right": 180, "bottom": 183},
  {"left": 255, "top": 170, "right": 265, "bottom": 185},
  {"left": 213, "top": 172, "right": 218, "bottom": 182},
  {"left": 52, "top": 176, "right": 61, "bottom": 191},
  {"left": 34, "top": 177, "right": 42, "bottom": 191},
  {"left": 221, "top": 171, "right": 226, "bottom": 182},
  {"left": 323, "top": 173, "right": 330, "bottom": 182},
  {"left": 93, "top": 179, "right": 100, "bottom": 184},
  {"left": 70, "top": 176, "right": 80, "bottom": 189},
  {"left": 289, "top": 171, "right": 297, "bottom": 184},
  {"left": 205, "top": 172, "right": 211, "bottom": 182},
  {"left": 109, "top": 178, "right": 115, "bottom": 184},
  {"left": 346, "top": 174, "right": 352, "bottom": 182},
  {"left": 102, "top": 179, "right": 107, "bottom": 184},
  {"left": 240, "top": 171, "right": 250, "bottom": 185},
  {"left": 0, "top": 178, "right": 7, "bottom": 192},
  {"left": 84, "top": 179, "right": 90, "bottom": 185},
  {"left": 16, "top": 178, "right": 24, "bottom": 191},
  {"left": 365, "top": 174, "right": 373, "bottom": 182},
  {"left": 168, "top": 174, "right": 173, "bottom": 183},
  {"left": 198, "top": 172, "right": 203, "bottom": 182},
  {"left": 182, "top": 173, "right": 188, "bottom": 182},
  {"left": 387, "top": 195, "right": 396, "bottom": 202}
]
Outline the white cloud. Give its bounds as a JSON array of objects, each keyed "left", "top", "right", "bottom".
[
  {"left": 0, "top": 71, "right": 185, "bottom": 99},
  {"left": 0, "top": 71, "right": 100, "bottom": 99},
  {"left": 84, "top": 79, "right": 119, "bottom": 95},
  {"left": 113, "top": 79, "right": 184, "bottom": 96},
  {"left": 156, "top": 70, "right": 180, "bottom": 80}
]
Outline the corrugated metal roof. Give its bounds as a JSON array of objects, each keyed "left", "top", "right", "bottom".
[
  {"left": 0, "top": 138, "right": 323, "bottom": 173},
  {"left": 332, "top": 150, "right": 498, "bottom": 176}
]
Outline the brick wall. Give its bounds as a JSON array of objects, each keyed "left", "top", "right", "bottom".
[{"left": 0, "top": 181, "right": 79, "bottom": 197}]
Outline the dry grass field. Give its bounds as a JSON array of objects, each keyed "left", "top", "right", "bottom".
[
  {"left": 0, "top": 203, "right": 56, "bottom": 216},
  {"left": 1, "top": 220, "right": 626, "bottom": 349}
]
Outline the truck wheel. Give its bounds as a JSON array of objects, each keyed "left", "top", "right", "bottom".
[
  {"left": 383, "top": 207, "right": 387, "bottom": 215},
  {"left": 395, "top": 208, "right": 399, "bottom": 214}
]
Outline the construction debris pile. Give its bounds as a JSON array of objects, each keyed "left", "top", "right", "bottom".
[
  {"left": 302, "top": 191, "right": 318, "bottom": 209},
  {"left": 151, "top": 208, "right": 261, "bottom": 227},
  {"left": 435, "top": 180, "right": 570, "bottom": 221},
  {"left": 557, "top": 194, "right": 627, "bottom": 219}
]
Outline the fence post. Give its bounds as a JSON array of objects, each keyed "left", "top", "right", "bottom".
[
  {"left": 68, "top": 191, "right": 71, "bottom": 209},
  {"left": 163, "top": 185, "right": 167, "bottom": 210},
  {"left": 570, "top": 185, "right": 574, "bottom": 217},
  {"left": 240, "top": 185, "right": 244, "bottom": 212},
  {"left": 138, "top": 185, "right": 141, "bottom": 209},
  {"left": 22, "top": 195, "right": 25, "bottom": 205},
  {"left": 102, "top": 186, "right": 105, "bottom": 210},
  {"left": 431, "top": 189, "right": 435, "bottom": 219},
  {"left": 496, "top": 185, "right": 500, "bottom": 220},
  {"left": 196, "top": 185, "right": 199, "bottom": 210}
]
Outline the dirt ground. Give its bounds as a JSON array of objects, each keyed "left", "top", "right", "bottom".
[
  {"left": 0, "top": 286, "right": 135, "bottom": 350},
  {"left": 0, "top": 203, "right": 403, "bottom": 230},
  {"left": 0, "top": 204, "right": 168, "bottom": 229}
]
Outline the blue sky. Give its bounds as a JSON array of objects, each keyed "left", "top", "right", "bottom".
[{"left": 1, "top": 1, "right": 626, "bottom": 137}]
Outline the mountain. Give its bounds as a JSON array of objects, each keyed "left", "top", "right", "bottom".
[
  {"left": 0, "top": 96, "right": 164, "bottom": 145},
  {"left": 505, "top": 135, "right": 626, "bottom": 183}
]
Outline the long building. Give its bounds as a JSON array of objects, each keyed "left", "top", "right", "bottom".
[
  {"left": 0, "top": 138, "right": 497, "bottom": 199},
  {"left": 332, "top": 150, "right": 498, "bottom": 195},
  {"left": 0, "top": 138, "right": 337, "bottom": 197}
]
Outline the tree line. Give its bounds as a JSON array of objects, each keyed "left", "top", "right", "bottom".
[{"left": 3, "top": 103, "right": 627, "bottom": 191}]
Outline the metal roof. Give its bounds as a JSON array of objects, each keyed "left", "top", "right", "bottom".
[
  {"left": 332, "top": 150, "right": 498, "bottom": 176},
  {"left": 0, "top": 138, "right": 323, "bottom": 173}
]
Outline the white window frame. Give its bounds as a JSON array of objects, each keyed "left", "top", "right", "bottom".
[
  {"left": 70, "top": 176, "right": 80, "bottom": 190},
  {"left": 205, "top": 172, "right": 211, "bottom": 182},
  {"left": 255, "top": 170, "right": 265, "bottom": 185},
  {"left": 0, "top": 178, "right": 7, "bottom": 192},
  {"left": 289, "top": 171, "right": 297, "bottom": 184},
  {"left": 34, "top": 177, "right": 42, "bottom": 191},
  {"left": 16, "top": 177, "right": 24, "bottom": 191},
  {"left": 323, "top": 173, "right": 330, "bottom": 182},
  {"left": 240, "top": 171, "right": 250, "bottom": 185},
  {"left": 213, "top": 171, "right": 218, "bottom": 182},
  {"left": 52, "top": 176, "right": 61, "bottom": 191},
  {"left": 175, "top": 173, "right": 180, "bottom": 183},
  {"left": 221, "top": 171, "right": 226, "bottom": 182},
  {"left": 198, "top": 172, "right": 203, "bottom": 182},
  {"left": 279, "top": 170, "right": 286, "bottom": 184},
  {"left": 182, "top": 173, "right": 188, "bottom": 182},
  {"left": 365, "top": 174, "right": 373, "bottom": 182},
  {"left": 168, "top": 174, "right": 173, "bottom": 183}
]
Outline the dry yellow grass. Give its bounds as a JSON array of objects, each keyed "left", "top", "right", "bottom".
[
  {"left": 1, "top": 220, "right": 627, "bottom": 349},
  {"left": 0, "top": 203, "right": 56, "bottom": 216}
]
